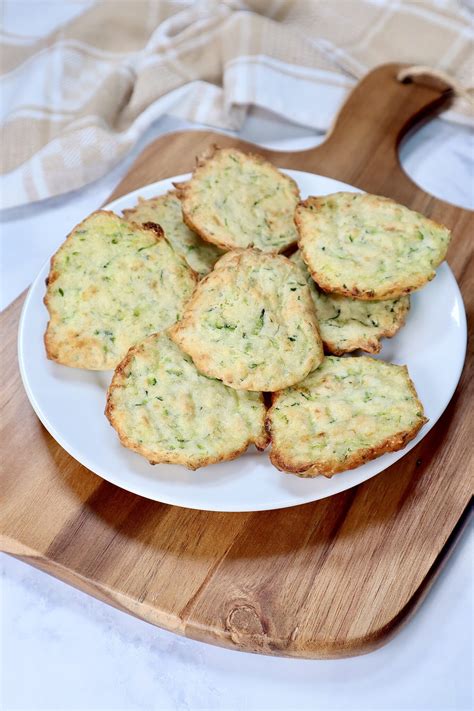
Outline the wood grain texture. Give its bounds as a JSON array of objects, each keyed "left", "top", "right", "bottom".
[{"left": 1, "top": 64, "right": 473, "bottom": 658}]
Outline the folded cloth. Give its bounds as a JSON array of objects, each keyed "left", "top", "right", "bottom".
[{"left": 1, "top": 0, "right": 472, "bottom": 209}]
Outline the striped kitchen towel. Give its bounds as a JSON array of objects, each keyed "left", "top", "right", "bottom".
[{"left": 1, "top": 0, "right": 472, "bottom": 208}]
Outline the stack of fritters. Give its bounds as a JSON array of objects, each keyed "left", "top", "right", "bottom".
[{"left": 44, "top": 148, "right": 451, "bottom": 477}]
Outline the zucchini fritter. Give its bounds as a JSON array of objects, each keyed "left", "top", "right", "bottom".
[
  {"left": 296, "top": 193, "right": 451, "bottom": 300},
  {"left": 122, "top": 191, "right": 223, "bottom": 277},
  {"left": 290, "top": 250, "right": 410, "bottom": 354},
  {"left": 170, "top": 249, "right": 324, "bottom": 392},
  {"left": 267, "top": 356, "right": 427, "bottom": 477},
  {"left": 106, "top": 332, "right": 268, "bottom": 469},
  {"left": 176, "top": 147, "right": 300, "bottom": 253},
  {"left": 44, "top": 211, "right": 197, "bottom": 370}
]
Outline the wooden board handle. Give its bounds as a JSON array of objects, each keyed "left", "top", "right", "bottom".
[{"left": 298, "top": 63, "right": 452, "bottom": 200}]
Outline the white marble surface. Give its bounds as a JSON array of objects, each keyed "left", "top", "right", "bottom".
[{"left": 1, "top": 110, "right": 473, "bottom": 711}]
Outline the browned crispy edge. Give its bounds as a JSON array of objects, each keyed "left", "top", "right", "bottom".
[
  {"left": 321, "top": 297, "right": 411, "bottom": 355},
  {"left": 105, "top": 334, "right": 269, "bottom": 470},
  {"left": 295, "top": 195, "right": 449, "bottom": 301},
  {"left": 169, "top": 249, "right": 324, "bottom": 392},
  {"left": 174, "top": 145, "right": 300, "bottom": 254},
  {"left": 265, "top": 362, "right": 428, "bottom": 478},
  {"left": 44, "top": 211, "right": 197, "bottom": 370}
]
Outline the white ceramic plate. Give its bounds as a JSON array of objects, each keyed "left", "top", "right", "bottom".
[{"left": 18, "top": 171, "right": 467, "bottom": 512}]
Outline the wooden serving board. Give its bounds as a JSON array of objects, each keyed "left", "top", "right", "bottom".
[{"left": 1, "top": 64, "right": 472, "bottom": 658}]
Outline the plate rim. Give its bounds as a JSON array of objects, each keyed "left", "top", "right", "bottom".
[{"left": 17, "top": 171, "right": 468, "bottom": 512}]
